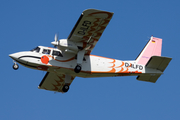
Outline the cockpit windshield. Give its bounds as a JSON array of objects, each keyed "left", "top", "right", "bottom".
[{"left": 31, "top": 47, "right": 40, "bottom": 53}]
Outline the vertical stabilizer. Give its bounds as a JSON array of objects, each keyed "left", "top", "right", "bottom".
[{"left": 136, "top": 36, "right": 162, "bottom": 65}]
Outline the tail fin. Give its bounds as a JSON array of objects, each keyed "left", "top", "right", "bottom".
[{"left": 136, "top": 36, "right": 162, "bottom": 65}]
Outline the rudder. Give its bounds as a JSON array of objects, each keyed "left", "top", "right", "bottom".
[{"left": 136, "top": 36, "right": 162, "bottom": 65}]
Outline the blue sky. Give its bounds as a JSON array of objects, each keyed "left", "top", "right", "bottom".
[{"left": 1, "top": 0, "right": 180, "bottom": 119}]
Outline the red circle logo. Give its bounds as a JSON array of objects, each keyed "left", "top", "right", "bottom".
[{"left": 41, "top": 55, "right": 49, "bottom": 64}]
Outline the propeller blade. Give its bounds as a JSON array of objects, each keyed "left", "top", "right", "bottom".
[{"left": 54, "top": 34, "right": 58, "bottom": 42}]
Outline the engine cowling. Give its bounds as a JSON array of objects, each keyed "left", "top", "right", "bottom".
[
  {"left": 51, "top": 39, "right": 84, "bottom": 54},
  {"left": 59, "top": 39, "right": 78, "bottom": 52}
]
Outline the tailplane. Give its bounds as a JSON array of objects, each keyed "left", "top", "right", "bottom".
[
  {"left": 136, "top": 36, "right": 162, "bottom": 65},
  {"left": 145, "top": 56, "right": 172, "bottom": 72},
  {"left": 137, "top": 56, "right": 172, "bottom": 83}
]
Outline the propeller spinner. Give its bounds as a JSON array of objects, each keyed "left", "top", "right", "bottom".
[{"left": 51, "top": 34, "right": 59, "bottom": 47}]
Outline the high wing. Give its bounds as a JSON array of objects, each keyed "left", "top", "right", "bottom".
[
  {"left": 68, "top": 9, "right": 114, "bottom": 55},
  {"left": 38, "top": 72, "right": 75, "bottom": 93}
]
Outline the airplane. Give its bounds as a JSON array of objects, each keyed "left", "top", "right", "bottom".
[{"left": 9, "top": 9, "right": 172, "bottom": 93}]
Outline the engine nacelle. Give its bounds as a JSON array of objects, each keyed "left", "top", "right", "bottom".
[
  {"left": 58, "top": 39, "right": 84, "bottom": 53},
  {"left": 52, "top": 39, "right": 84, "bottom": 54},
  {"left": 56, "top": 39, "right": 77, "bottom": 52},
  {"left": 59, "top": 39, "right": 77, "bottom": 50}
]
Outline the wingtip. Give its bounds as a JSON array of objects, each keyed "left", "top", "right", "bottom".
[{"left": 38, "top": 86, "right": 41, "bottom": 89}]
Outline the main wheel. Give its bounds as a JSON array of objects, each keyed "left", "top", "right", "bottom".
[
  {"left": 13, "top": 63, "right": 19, "bottom": 70},
  {"left": 62, "top": 85, "right": 69, "bottom": 92},
  {"left": 74, "top": 64, "right": 81, "bottom": 73}
]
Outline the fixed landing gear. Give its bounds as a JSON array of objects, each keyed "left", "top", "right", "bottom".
[
  {"left": 62, "top": 85, "right": 69, "bottom": 92},
  {"left": 74, "top": 49, "right": 85, "bottom": 73},
  {"left": 74, "top": 64, "right": 82, "bottom": 73},
  {"left": 61, "top": 75, "right": 72, "bottom": 92},
  {"left": 13, "top": 61, "right": 19, "bottom": 70}
]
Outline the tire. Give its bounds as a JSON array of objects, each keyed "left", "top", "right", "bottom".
[
  {"left": 74, "top": 64, "right": 81, "bottom": 73},
  {"left": 62, "top": 85, "right": 69, "bottom": 92},
  {"left": 13, "top": 64, "right": 19, "bottom": 70}
]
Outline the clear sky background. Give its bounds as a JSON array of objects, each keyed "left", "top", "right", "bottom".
[{"left": 1, "top": 0, "right": 179, "bottom": 119}]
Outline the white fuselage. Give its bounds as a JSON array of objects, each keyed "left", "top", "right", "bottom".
[{"left": 9, "top": 46, "right": 162, "bottom": 78}]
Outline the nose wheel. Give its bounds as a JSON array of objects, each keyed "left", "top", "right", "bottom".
[{"left": 13, "top": 61, "right": 19, "bottom": 70}]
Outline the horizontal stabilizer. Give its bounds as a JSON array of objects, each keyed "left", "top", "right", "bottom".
[
  {"left": 137, "top": 56, "right": 172, "bottom": 83},
  {"left": 146, "top": 56, "right": 172, "bottom": 72},
  {"left": 137, "top": 73, "right": 161, "bottom": 83}
]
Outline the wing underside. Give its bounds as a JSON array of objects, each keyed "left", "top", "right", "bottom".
[
  {"left": 68, "top": 9, "right": 114, "bottom": 54},
  {"left": 38, "top": 72, "right": 75, "bottom": 93}
]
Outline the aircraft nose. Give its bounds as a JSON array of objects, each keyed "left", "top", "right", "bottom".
[{"left": 9, "top": 53, "right": 19, "bottom": 60}]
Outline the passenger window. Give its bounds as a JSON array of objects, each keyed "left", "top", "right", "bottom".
[
  {"left": 52, "top": 50, "right": 63, "bottom": 57},
  {"left": 42, "top": 49, "right": 51, "bottom": 54}
]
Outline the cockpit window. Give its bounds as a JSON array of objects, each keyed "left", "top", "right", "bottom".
[
  {"left": 42, "top": 49, "right": 51, "bottom": 54},
  {"left": 52, "top": 50, "right": 63, "bottom": 57},
  {"left": 31, "top": 47, "right": 40, "bottom": 53}
]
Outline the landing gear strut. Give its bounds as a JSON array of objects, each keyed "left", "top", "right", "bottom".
[
  {"left": 61, "top": 75, "right": 72, "bottom": 92},
  {"left": 74, "top": 50, "right": 85, "bottom": 73},
  {"left": 13, "top": 61, "right": 19, "bottom": 70}
]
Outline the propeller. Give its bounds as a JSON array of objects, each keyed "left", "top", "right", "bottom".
[
  {"left": 51, "top": 34, "right": 59, "bottom": 47},
  {"left": 54, "top": 34, "right": 58, "bottom": 42}
]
